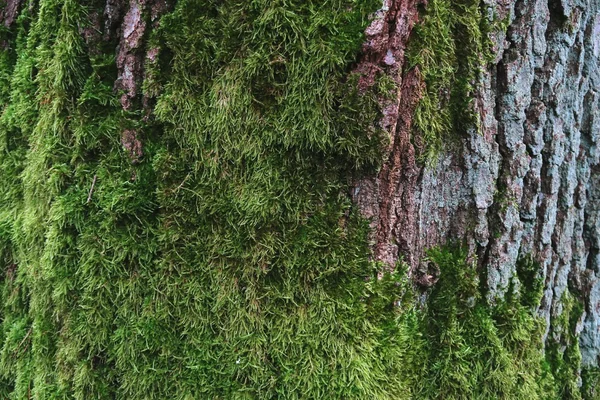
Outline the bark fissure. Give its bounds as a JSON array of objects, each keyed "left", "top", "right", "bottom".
[
  {"left": 352, "top": 0, "right": 425, "bottom": 272},
  {"left": 112, "top": 0, "right": 171, "bottom": 161}
]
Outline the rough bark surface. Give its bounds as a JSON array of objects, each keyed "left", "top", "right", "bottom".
[
  {"left": 355, "top": 0, "right": 600, "bottom": 367},
  {"left": 351, "top": 0, "right": 425, "bottom": 273},
  {"left": 0, "top": 0, "right": 22, "bottom": 28}
]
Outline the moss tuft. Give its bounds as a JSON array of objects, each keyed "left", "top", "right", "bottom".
[
  {"left": 400, "top": 246, "right": 558, "bottom": 399},
  {"left": 546, "top": 290, "right": 585, "bottom": 400},
  {"left": 407, "top": 0, "right": 492, "bottom": 161},
  {"left": 583, "top": 367, "right": 600, "bottom": 399}
]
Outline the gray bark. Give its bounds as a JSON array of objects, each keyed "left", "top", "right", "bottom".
[{"left": 354, "top": 0, "right": 600, "bottom": 367}]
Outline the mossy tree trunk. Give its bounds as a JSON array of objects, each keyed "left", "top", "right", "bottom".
[{"left": 0, "top": 0, "right": 599, "bottom": 398}]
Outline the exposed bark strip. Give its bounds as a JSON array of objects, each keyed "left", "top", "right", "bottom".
[
  {"left": 0, "top": 0, "right": 23, "bottom": 28},
  {"left": 351, "top": 0, "right": 424, "bottom": 271},
  {"left": 0, "top": 0, "right": 23, "bottom": 49},
  {"left": 113, "top": 0, "right": 171, "bottom": 161},
  {"left": 116, "top": 0, "right": 147, "bottom": 110},
  {"left": 115, "top": 0, "right": 170, "bottom": 110},
  {"left": 373, "top": 68, "right": 423, "bottom": 269},
  {"left": 353, "top": 0, "right": 473, "bottom": 282}
]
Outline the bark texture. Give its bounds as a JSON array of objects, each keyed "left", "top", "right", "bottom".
[{"left": 354, "top": 0, "right": 600, "bottom": 367}]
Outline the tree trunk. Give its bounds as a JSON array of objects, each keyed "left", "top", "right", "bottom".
[{"left": 0, "top": 0, "right": 599, "bottom": 398}]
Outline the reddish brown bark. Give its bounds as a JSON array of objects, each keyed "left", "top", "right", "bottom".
[{"left": 351, "top": 0, "right": 427, "bottom": 278}]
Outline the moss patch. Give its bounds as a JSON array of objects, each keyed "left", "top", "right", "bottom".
[
  {"left": 545, "top": 290, "right": 585, "bottom": 400},
  {"left": 407, "top": 0, "right": 492, "bottom": 160},
  {"left": 0, "top": 0, "right": 403, "bottom": 398},
  {"left": 583, "top": 367, "right": 600, "bottom": 399},
  {"left": 389, "top": 247, "right": 560, "bottom": 399}
]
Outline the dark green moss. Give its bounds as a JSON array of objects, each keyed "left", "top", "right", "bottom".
[
  {"left": 515, "top": 254, "right": 545, "bottom": 309},
  {"left": 545, "top": 291, "right": 585, "bottom": 400},
  {"left": 407, "top": 246, "right": 558, "bottom": 399},
  {"left": 583, "top": 367, "right": 600, "bottom": 399}
]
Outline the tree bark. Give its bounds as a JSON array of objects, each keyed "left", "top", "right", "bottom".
[{"left": 354, "top": 0, "right": 600, "bottom": 368}]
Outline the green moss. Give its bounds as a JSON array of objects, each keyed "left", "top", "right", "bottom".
[
  {"left": 404, "top": 246, "right": 558, "bottom": 399},
  {"left": 408, "top": 0, "right": 492, "bottom": 161},
  {"left": 583, "top": 367, "right": 600, "bottom": 399},
  {"left": 515, "top": 255, "right": 545, "bottom": 309},
  {"left": 545, "top": 290, "right": 585, "bottom": 400},
  {"left": 0, "top": 0, "right": 406, "bottom": 398},
  {"left": 0, "top": 0, "right": 592, "bottom": 398}
]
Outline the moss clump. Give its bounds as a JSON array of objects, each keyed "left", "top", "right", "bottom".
[
  {"left": 515, "top": 254, "right": 545, "bottom": 309},
  {"left": 545, "top": 290, "right": 585, "bottom": 400},
  {"left": 407, "top": 0, "right": 492, "bottom": 161},
  {"left": 390, "top": 246, "right": 559, "bottom": 399},
  {"left": 583, "top": 367, "right": 600, "bottom": 399},
  {"left": 0, "top": 0, "right": 408, "bottom": 398}
]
